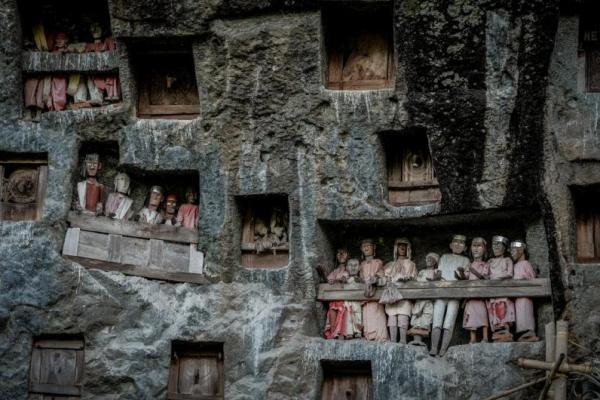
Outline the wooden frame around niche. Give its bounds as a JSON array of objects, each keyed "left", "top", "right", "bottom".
[
  {"left": 0, "top": 153, "right": 48, "bottom": 221},
  {"left": 168, "top": 342, "right": 224, "bottom": 400},
  {"left": 135, "top": 46, "right": 200, "bottom": 119},
  {"left": 322, "top": 2, "right": 395, "bottom": 90}
]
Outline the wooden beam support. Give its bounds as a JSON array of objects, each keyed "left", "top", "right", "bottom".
[
  {"left": 68, "top": 211, "right": 198, "bottom": 244},
  {"left": 317, "top": 279, "right": 552, "bottom": 301}
]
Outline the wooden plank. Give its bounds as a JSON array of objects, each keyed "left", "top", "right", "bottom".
[
  {"left": 168, "top": 356, "right": 180, "bottom": 396},
  {"left": 149, "top": 239, "right": 164, "bottom": 267},
  {"left": 317, "top": 278, "right": 552, "bottom": 301},
  {"left": 62, "top": 228, "right": 80, "bottom": 257},
  {"left": 240, "top": 243, "right": 289, "bottom": 252},
  {"left": 34, "top": 340, "right": 83, "bottom": 350},
  {"left": 387, "top": 181, "right": 440, "bottom": 190},
  {"left": 189, "top": 244, "right": 204, "bottom": 274},
  {"left": 78, "top": 231, "right": 109, "bottom": 261},
  {"left": 322, "top": 373, "right": 373, "bottom": 400},
  {"left": 594, "top": 212, "right": 600, "bottom": 258},
  {"left": 240, "top": 252, "right": 289, "bottom": 268},
  {"left": 107, "top": 234, "right": 122, "bottom": 263},
  {"left": 66, "top": 256, "right": 209, "bottom": 285},
  {"left": 30, "top": 347, "right": 42, "bottom": 385},
  {"left": 68, "top": 211, "right": 198, "bottom": 243},
  {"left": 36, "top": 165, "right": 48, "bottom": 221},
  {"left": 577, "top": 209, "right": 595, "bottom": 260},
  {"left": 178, "top": 356, "right": 221, "bottom": 396},
  {"left": 163, "top": 241, "right": 191, "bottom": 272},
  {"left": 29, "top": 382, "right": 81, "bottom": 396},
  {"left": 120, "top": 236, "right": 151, "bottom": 266},
  {"left": 22, "top": 50, "right": 118, "bottom": 73}
]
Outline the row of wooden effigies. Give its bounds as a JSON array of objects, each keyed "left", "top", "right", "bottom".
[{"left": 322, "top": 235, "right": 540, "bottom": 356}]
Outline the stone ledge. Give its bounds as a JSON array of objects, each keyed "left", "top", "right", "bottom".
[{"left": 22, "top": 51, "right": 119, "bottom": 73}]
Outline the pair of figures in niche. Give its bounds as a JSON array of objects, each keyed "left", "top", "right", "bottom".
[
  {"left": 324, "top": 235, "right": 538, "bottom": 356},
  {"left": 73, "top": 153, "right": 199, "bottom": 229},
  {"left": 29, "top": 21, "right": 114, "bottom": 53}
]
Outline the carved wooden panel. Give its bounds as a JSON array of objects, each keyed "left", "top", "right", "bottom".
[
  {"left": 324, "top": 5, "right": 394, "bottom": 90},
  {"left": 576, "top": 198, "right": 600, "bottom": 262},
  {"left": 586, "top": 47, "right": 600, "bottom": 92},
  {"left": 321, "top": 362, "right": 373, "bottom": 400},
  {"left": 168, "top": 343, "right": 224, "bottom": 400},
  {"left": 137, "top": 52, "right": 200, "bottom": 119},
  {"left": 385, "top": 135, "right": 441, "bottom": 206},
  {"left": 29, "top": 338, "right": 84, "bottom": 398},
  {"left": 239, "top": 196, "right": 289, "bottom": 268},
  {"left": 0, "top": 159, "right": 47, "bottom": 221}
]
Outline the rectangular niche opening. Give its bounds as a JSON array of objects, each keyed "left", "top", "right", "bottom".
[
  {"left": 18, "top": 0, "right": 113, "bottom": 52},
  {"left": 23, "top": 72, "right": 121, "bottom": 117},
  {"left": 168, "top": 341, "right": 224, "bottom": 400},
  {"left": 579, "top": 4, "right": 600, "bottom": 92},
  {"left": 574, "top": 188, "right": 600, "bottom": 262},
  {"left": 320, "top": 360, "right": 373, "bottom": 400},
  {"left": 381, "top": 130, "right": 441, "bottom": 206},
  {"left": 63, "top": 141, "right": 204, "bottom": 283},
  {"left": 238, "top": 194, "right": 289, "bottom": 268},
  {"left": 0, "top": 152, "right": 48, "bottom": 221},
  {"left": 29, "top": 334, "right": 84, "bottom": 399},
  {"left": 133, "top": 42, "right": 200, "bottom": 120},
  {"left": 322, "top": 2, "right": 394, "bottom": 90}
]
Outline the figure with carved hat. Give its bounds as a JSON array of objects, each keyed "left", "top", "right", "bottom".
[
  {"left": 162, "top": 193, "right": 179, "bottom": 226},
  {"left": 430, "top": 234, "right": 470, "bottom": 356},
  {"left": 359, "top": 238, "right": 389, "bottom": 341},
  {"left": 511, "top": 240, "right": 539, "bottom": 342},
  {"left": 382, "top": 238, "right": 417, "bottom": 343},
  {"left": 486, "top": 235, "right": 516, "bottom": 342}
]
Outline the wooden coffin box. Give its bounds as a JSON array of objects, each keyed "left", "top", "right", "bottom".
[
  {"left": 63, "top": 211, "right": 204, "bottom": 283},
  {"left": 317, "top": 278, "right": 552, "bottom": 302}
]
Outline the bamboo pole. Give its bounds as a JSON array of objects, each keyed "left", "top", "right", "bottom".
[
  {"left": 545, "top": 321, "right": 556, "bottom": 400},
  {"left": 553, "top": 320, "right": 568, "bottom": 400},
  {"left": 538, "top": 354, "right": 565, "bottom": 400},
  {"left": 482, "top": 377, "right": 547, "bottom": 400},
  {"left": 517, "top": 358, "right": 592, "bottom": 374}
]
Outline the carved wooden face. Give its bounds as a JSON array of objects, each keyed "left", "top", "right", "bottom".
[
  {"left": 425, "top": 254, "right": 437, "bottom": 268},
  {"left": 165, "top": 195, "right": 178, "bottom": 214},
  {"left": 471, "top": 240, "right": 486, "bottom": 260},
  {"left": 492, "top": 241, "right": 506, "bottom": 257},
  {"left": 336, "top": 249, "right": 349, "bottom": 264},
  {"left": 347, "top": 259, "right": 360, "bottom": 275},
  {"left": 510, "top": 245, "right": 525, "bottom": 262},
  {"left": 85, "top": 160, "right": 100, "bottom": 177},
  {"left": 186, "top": 190, "right": 198, "bottom": 204},
  {"left": 361, "top": 242, "right": 374, "bottom": 257},
  {"left": 114, "top": 173, "right": 130, "bottom": 194},
  {"left": 149, "top": 190, "right": 163, "bottom": 208},
  {"left": 450, "top": 239, "right": 466, "bottom": 255},
  {"left": 396, "top": 243, "right": 407, "bottom": 258}
]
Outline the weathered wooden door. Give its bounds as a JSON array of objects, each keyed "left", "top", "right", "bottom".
[
  {"left": 168, "top": 345, "right": 224, "bottom": 400},
  {"left": 321, "top": 369, "right": 373, "bottom": 400},
  {"left": 576, "top": 198, "right": 600, "bottom": 261}
]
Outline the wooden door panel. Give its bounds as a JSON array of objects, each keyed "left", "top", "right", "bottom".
[
  {"left": 39, "top": 349, "right": 78, "bottom": 386},
  {"left": 178, "top": 357, "right": 221, "bottom": 396}
]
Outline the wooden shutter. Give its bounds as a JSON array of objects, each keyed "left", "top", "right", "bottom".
[
  {"left": 321, "top": 362, "right": 373, "bottom": 400},
  {"left": 586, "top": 47, "right": 600, "bottom": 92},
  {"left": 138, "top": 52, "right": 200, "bottom": 119},
  {"left": 576, "top": 200, "right": 600, "bottom": 262},
  {"left": 168, "top": 347, "right": 224, "bottom": 400},
  {"left": 29, "top": 339, "right": 84, "bottom": 398}
]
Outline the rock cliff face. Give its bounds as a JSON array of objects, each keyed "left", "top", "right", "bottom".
[{"left": 0, "top": 0, "right": 596, "bottom": 399}]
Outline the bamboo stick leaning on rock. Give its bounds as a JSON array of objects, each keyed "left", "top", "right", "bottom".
[
  {"left": 553, "top": 320, "right": 568, "bottom": 400},
  {"left": 538, "top": 353, "right": 565, "bottom": 400},
  {"left": 482, "top": 376, "right": 547, "bottom": 400}
]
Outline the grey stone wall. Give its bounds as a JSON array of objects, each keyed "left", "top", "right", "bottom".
[{"left": 2, "top": 0, "right": 596, "bottom": 398}]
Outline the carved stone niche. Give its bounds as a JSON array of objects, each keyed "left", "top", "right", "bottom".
[
  {"left": 29, "top": 335, "right": 85, "bottom": 399},
  {"left": 322, "top": 2, "right": 394, "bottom": 90},
  {"left": 574, "top": 189, "right": 600, "bottom": 262},
  {"left": 381, "top": 131, "right": 441, "bottom": 206},
  {"left": 321, "top": 360, "right": 373, "bottom": 400},
  {"left": 239, "top": 194, "right": 289, "bottom": 268},
  {"left": 168, "top": 342, "right": 224, "bottom": 400},
  {"left": 0, "top": 152, "right": 48, "bottom": 221},
  {"left": 580, "top": 6, "right": 600, "bottom": 92},
  {"left": 133, "top": 42, "right": 200, "bottom": 119}
]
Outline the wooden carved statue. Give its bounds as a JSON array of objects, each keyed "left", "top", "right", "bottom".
[
  {"left": 163, "top": 193, "right": 179, "bottom": 226},
  {"left": 510, "top": 240, "right": 539, "bottom": 342},
  {"left": 254, "top": 207, "right": 288, "bottom": 254},
  {"left": 104, "top": 172, "right": 133, "bottom": 220},
  {"left": 382, "top": 238, "right": 417, "bottom": 343},
  {"left": 430, "top": 234, "right": 470, "bottom": 356},
  {"left": 409, "top": 252, "right": 439, "bottom": 346},
  {"left": 136, "top": 185, "right": 164, "bottom": 225},
  {"left": 324, "top": 248, "right": 351, "bottom": 340},
  {"left": 358, "top": 238, "right": 388, "bottom": 341},
  {"left": 4, "top": 169, "right": 38, "bottom": 204},
  {"left": 461, "top": 237, "right": 491, "bottom": 344},
  {"left": 177, "top": 187, "right": 199, "bottom": 229},
  {"left": 487, "top": 235, "right": 516, "bottom": 342},
  {"left": 53, "top": 32, "right": 68, "bottom": 53},
  {"left": 344, "top": 258, "right": 363, "bottom": 339},
  {"left": 74, "top": 153, "right": 105, "bottom": 216}
]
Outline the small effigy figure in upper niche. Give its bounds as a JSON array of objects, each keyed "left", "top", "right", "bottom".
[
  {"left": 73, "top": 153, "right": 106, "bottom": 216},
  {"left": 511, "top": 240, "right": 539, "bottom": 342},
  {"left": 176, "top": 187, "right": 199, "bottom": 229},
  {"left": 136, "top": 185, "right": 164, "bottom": 225},
  {"left": 104, "top": 172, "right": 133, "bottom": 220},
  {"left": 162, "top": 193, "right": 179, "bottom": 226}
]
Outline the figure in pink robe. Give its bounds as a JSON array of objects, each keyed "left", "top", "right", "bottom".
[
  {"left": 461, "top": 238, "right": 490, "bottom": 343},
  {"left": 487, "top": 235, "right": 516, "bottom": 342},
  {"left": 359, "top": 239, "right": 389, "bottom": 342},
  {"left": 511, "top": 240, "right": 539, "bottom": 342},
  {"left": 324, "top": 249, "right": 351, "bottom": 340},
  {"left": 177, "top": 188, "right": 200, "bottom": 229}
]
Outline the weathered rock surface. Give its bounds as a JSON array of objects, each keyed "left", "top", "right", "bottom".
[{"left": 0, "top": 0, "right": 597, "bottom": 398}]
